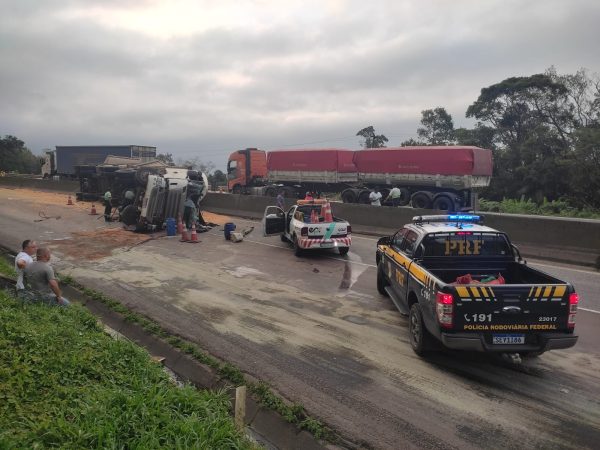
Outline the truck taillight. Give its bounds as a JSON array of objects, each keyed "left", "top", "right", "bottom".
[
  {"left": 568, "top": 292, "right": 579, "bottom": 328},
  {"left": 436, "top": 292, "right": 454, "bottom": 328},
  {"left": 347, "top": 226, "right": 352, "bottom": 234},
  {"left": 300, "top": 227, "right": 308, "bottom": 236}
]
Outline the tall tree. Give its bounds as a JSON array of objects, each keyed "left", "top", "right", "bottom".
[
  {"left": 466, "top": 74, "right": 574, "bottom": 201},
  {"left": 356, "top": 126, "right": 388, "bottom": 148},
  {"left": 417, "top": 107, "right": 455, "bottom": 144},
  {"left": 0, "top": 135, "right": 41, "bottom": 174}
]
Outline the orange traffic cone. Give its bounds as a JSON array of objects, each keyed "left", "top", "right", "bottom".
[
  {"left": 89, "top": 203, "right": 98, "bottom": 215},
  {"left": 177, "top": 214, "right": 183, "bottom": 235},
  {"left": 180, "top": 227, "right": 189, "bottom": 242},
  {"left": 188, "top": 223, "right": 199, "bottom": 243},
  {"left": 323, "top": 202, "right": 333, "bottom": 222},
  {"left": 67, "top": 195, "right": 74, "bottom": 205}
]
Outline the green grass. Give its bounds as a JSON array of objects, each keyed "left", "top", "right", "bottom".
[
  {"left": 479, "top": 197, "right": 600, "bottom": 219},
  {"left": 0, "top": 257, "right": 335, "bottom": 444},
  {"left": 0, "top": 257, "right": 16, "bottom": 278},
  {"left": 0, "top": 289, "right": 256, "bottom": 450}
]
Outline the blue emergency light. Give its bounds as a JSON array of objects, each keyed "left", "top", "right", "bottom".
[{"left": 413, "top": 214, "right": 484, "bottom": 224}]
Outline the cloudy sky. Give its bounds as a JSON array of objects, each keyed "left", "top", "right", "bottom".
[{"left": 1, "top": 0, "right": 599, "bottom": 169}]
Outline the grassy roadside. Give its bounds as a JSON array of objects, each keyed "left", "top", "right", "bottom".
[
  {"left": 0, "top": 255, "right": 337, "bottom": 444},
  {"left": 479, "top": 198, "right": 600, "bottom": 219},
  {"left": 0, "top": 288, "right": 256, "bottom": 449}
]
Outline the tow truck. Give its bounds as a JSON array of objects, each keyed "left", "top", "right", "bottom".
[
  {"left": 376, "top": 214, "right": 579, "bottom": 357},
  {"left": 262, "top": 199, "right": 351, "bottom": 256}
]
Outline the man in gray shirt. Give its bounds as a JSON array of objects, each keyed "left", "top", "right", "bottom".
[{"left": 23, "top": 247, "right": 70, "bottom": 307}]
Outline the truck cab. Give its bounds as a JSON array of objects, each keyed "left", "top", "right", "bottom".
[
  {"left": 263, "top": 199, "right": 351, "bottom": 256},
  {"left": 227, "top": 148, "right": 267, "bottom": 194}
]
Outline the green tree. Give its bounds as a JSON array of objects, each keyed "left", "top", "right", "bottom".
[
  {"left": 417, "top": 107, "right": 455, "bottom": 144},
  {"left": 400, "top": 138, "right": 426, "bottom": 146},
  {"left": 454, "top": 125, "right": 496, "bottom": 149},
  {"left": 0, "top": 135, "right": 41, "bottom": 174},
  {"left": 356, "top": 126, "right": 388, "bottom": 148},
  {"left": 570, "top": 126, "right": 600, "bottom": 208},
  {"left": 177, "top": 157, "right": 215, "bottom": 174},
  {"left": 466, "top": 74, "right": 574, "bottom": 201},
  {"left": 208, "top": 169, "right": 227, "bottom": 189}
]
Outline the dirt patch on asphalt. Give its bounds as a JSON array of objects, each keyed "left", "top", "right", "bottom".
[
  {"left": 48, "top": 228, "right": 153, "bottom": 260},
  {"left": 0, "top": 187, "right": 94, "bottom": 211},
  {"left": 200, "top": 211, "right": 230, "bottom": 225}
]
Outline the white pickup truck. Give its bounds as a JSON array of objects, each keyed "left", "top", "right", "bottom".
[{"left": 262, "top": 200, "right": 352, "bottom": 256}]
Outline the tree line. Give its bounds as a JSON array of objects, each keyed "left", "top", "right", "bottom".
[{"left": 358, "top": 67, "right": 600, "bottom": 209}]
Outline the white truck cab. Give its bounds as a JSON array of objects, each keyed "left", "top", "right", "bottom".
[{"left": 262, "top": 200, "right": 351, "bottom": 256}]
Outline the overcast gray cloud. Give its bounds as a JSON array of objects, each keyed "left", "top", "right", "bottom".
[{"left": 1, "top": 0, "right": 599, "bottom": 169}]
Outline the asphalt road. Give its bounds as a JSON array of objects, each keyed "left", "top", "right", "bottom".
[{"left": 1, "top": 188, "right": 599, "bottom": 450}]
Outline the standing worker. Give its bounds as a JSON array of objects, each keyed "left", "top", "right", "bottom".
[
  {"left": 15, "top": 239, "right": 36, "bottom": 293},
  {"left": 183, "top": 195, "right": 198, "bottom": 230},
  {"left": 385, "top": 186, "right": 402, "bottom": 207},
  {"left": 103, "top": 189, "right": 112, "bottom": 222},
  {"left": 276, "top": 191, "right": 285, "bottom": 210},
  {"left": 369, "top": 189, "right": 382, "bottom": 206}
]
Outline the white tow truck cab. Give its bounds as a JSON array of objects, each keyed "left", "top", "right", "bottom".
[{"left": 262, "top": 199, "right": 352, "bottom": 256}]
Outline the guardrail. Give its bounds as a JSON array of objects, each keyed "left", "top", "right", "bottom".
[
  {"left": 203, "top": 193, "right": 600, "bottom": 267},
  {"left": 0, "top": 176, "right": 79, "bottom": 192}
]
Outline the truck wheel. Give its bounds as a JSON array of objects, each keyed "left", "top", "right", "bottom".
[
  {"left": 341, "top": 189, "right": 357, "bottom": 203},
  {"left": 265, "top": 186, "right": 277, "bottom": 197},
  {"left": 135, "top": 168, "right": 151, "bottom": 186},
  {"left": 280, "top": 234, "right": 289, "bottom": 243},
  {"left": 411, "top": 191, "right": 433, "bottom": 209},
  {"left": 398, "top": 188, "right": 411, "bottom": 206},
  {"left": 358, "top": 190, "right": 371, "bottom": 204},
  {"left": 377, "top": 263, "right": 389, "bottom": 296},
  {"left": 339, "top": 247, "right": 349, "bottom": 256},
  {"left": 433, "top": 193, "right": 456, "bottom": 212},
  {"left": 409, "top": 303, "right": 435, "bottom": 356},
  {"left": 232, "top": 185, "right": 242, "bottom": 194},
  {"left": 120, "top": 205, "right": 139, "bottom": 226},
  {"left": 293, "top": 235, "right": 304, "bottom": 257}
]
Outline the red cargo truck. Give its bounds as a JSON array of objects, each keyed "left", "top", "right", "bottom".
[{"left": 226, "top": 146, "right": 493, "bottom": 211}]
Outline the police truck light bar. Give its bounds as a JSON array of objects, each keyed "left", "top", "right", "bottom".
[{"left": 413, "top": 214, "right": 483, "bottom": 224}]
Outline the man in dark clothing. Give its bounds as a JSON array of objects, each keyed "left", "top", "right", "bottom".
[{"left": 103, "top": 190, "right": 112, "bottom": 222}]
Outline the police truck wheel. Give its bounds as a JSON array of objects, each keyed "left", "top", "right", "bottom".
[
  {"left": 377, "top": 263, "right": 389, "bottom": 296},
  {"left": 409, "top": 303, "right": 434, "bottom": 356},
  {"left": 280, "top": 234, "right": 289, "bottom": 243},
  {"left": 338, "top": 247, "right": 349, "bottom": 256}
]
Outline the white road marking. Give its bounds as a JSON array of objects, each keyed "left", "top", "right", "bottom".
[
  {"left": 530, "top": 262, "right": 600, "bottom": 276},
  {"left": 580, "top": 307, "right": 600, "bottom": 314}
]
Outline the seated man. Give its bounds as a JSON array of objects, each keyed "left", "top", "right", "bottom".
[{"left": 23, "top": 247, "right": 70, "bottom": 307}]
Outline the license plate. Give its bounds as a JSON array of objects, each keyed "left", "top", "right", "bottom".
[
  {"left": 320, "top": 242, "right": 334, "bottom": 248},
  {"left": 493, "top": 334, "right": 525, "bottom": 345}
]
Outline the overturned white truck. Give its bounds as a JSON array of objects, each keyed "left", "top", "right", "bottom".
[{"left": 120, "top": 167, "right": 208, "bottom": 231}]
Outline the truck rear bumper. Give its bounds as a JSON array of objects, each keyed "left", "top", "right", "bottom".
[{"left": 440, "top": 332, "right": 578, "bottom": 353}]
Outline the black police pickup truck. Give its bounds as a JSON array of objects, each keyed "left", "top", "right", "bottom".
[{"left": 376, "top": 214, "right": 579, "bottom": 356}]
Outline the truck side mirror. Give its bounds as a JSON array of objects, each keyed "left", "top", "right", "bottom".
[{"left": 511, "top": 244, "right": 526, "bottom": 264}]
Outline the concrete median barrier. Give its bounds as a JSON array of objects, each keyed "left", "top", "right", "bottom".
[
  {"left": 0, "top": 175, "right": 79, "bottom": 193},
  {"left": 202, "top": 193, "right": 600, "bottom": 267}
]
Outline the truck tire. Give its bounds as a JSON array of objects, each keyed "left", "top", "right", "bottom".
[
  {"left": 409, "top": 303, "right": 435, "bottom": 356},
  {"left": 265, "top": 186, "right": 277, "bottom": 197},
  {"left": 232, "top": 185, "right": 242, "bottom": 194},
  {"left": 398, "top": 188, "right": 411, "bottom": 206},
  {"left": 377, "top": 262, "right": 389, "bottom": 296},
  {"left": 358, "top": 190, "right": 371, "bottom": 204},
  {"left": 280, "top": 233, "right": 289, "bottom": 243},
  {"left": 341, "top": 189, "right": 357, "bottom": 203},
  {"left": 120, "top": 205, "right": 139, "bottom": 226},
  {"left": 293, "top": 235, "right": 304, "bottom": 257},
  {"left": 411, "top": 191, "right": 433, "bottom": 209},
  {"left": 339, "top": 247, "right": 349, "bottom": 256},
  {"left": 135, "top": 168, "right": 151, "bottom": 186},
  {"left": 433, "top": 193, "right": 456, "bottom": 212}
]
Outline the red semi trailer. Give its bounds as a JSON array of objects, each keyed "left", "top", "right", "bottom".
[{"left": 226, "top": 146, "right": 492, "bottom": 211}]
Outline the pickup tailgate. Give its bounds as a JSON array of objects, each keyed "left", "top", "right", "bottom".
[{"left": 451, "top": 284, "right": 573, "bottom": 339}]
